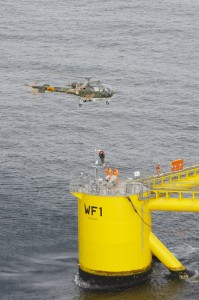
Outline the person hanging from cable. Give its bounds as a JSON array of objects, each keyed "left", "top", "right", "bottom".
[{"left": 98, "top": 149, "right": 105, "bottom": 166}]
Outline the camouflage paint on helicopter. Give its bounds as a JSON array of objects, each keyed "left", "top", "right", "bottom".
[{"left": 25, "top": 78, "right": 114, "bottom": 107}]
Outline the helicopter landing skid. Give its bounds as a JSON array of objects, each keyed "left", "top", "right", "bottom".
[
  {"left": 78, "top": 98, "right": 111, "bottom": 107},
  {"left": 79, "top": 98, "right": 93, "bottom": 107}
]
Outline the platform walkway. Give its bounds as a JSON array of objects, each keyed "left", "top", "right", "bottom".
[{"left": 138, "top": 164, "right": 199, "bottom": 190}]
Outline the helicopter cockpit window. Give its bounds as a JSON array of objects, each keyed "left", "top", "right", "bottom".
[
  {"left": 103, "top": 84, "right": 113, "bottom": 94},
  {"left": 89, "top": 81, "right": 102, "bottom": 91},
  {"left": 89, "top": 81, "right": 100, "bottom": 87},
  {"left": 93, "top": 86, "right": 100, "bottom": 91}
]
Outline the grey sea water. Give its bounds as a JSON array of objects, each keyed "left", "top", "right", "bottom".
[{"left": 0, "top": 0, "right": 199, "bottom": 299}]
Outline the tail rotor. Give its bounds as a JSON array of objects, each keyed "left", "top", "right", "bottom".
[{"left": 24, "top": 81, "right": 38, "bottom": 94}]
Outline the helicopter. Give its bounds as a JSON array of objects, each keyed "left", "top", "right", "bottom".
[{"left": 25, "top": 77, "right": 114, "bottom": 107}]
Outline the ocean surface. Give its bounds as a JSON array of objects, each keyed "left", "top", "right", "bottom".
[{"left": 1, "top": 0, "right": 199, "bottom": 299}]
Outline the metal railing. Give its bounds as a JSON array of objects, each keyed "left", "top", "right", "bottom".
[
  {"left": 70, "top": 173, "right": 145, "bottom": 196},
  {"left": 70, "top": 165, "right": 199, "bottom": 198},
  {"left": 137, "top": 165, "right": 199, "bottom": 189},
  {"left": 149, "top": 189, "right": 199, "bottom": 201}
]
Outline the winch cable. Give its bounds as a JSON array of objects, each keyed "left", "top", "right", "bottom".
[{"left": 127, "top": 196, "right": 151, "bottom": 228}]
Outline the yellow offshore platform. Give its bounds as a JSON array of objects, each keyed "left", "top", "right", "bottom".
[{"left": 70, "top": 157, "right": 199, "bottom": 289}]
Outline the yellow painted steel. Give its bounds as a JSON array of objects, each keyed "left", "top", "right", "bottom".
[
  {"left": 149, "top": 232, "right": 185, "bottom": 271},
  {"left": 71, "top": 164, "right": 199, "bottom": 282},
  {"left": 73, "top": 192, "right": 152, "bottom": 275},
  {"left": 148, "top": 190, "right": 199, "bottom": 212},
  {"left": 140, "top": 165, "right": 199, "bottom": 190}
]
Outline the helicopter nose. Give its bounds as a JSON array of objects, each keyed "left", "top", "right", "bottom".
[
  {"left": 104, "top": 84, "right": 114, "bottom": 97},
  {"left": 109, "top": 88, "right": 114, "bottom": 96},
  {"left": 109, "top": 90, "right": 114, "bottom": 97},
  {"left": 108, "top": 88, "right": 114, "bottom": 97}
]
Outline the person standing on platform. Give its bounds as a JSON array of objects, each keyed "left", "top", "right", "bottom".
[{"left": 156, "top": 163, "right": 161, "bottom": 176}]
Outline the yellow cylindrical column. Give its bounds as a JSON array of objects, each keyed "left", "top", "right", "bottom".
[{"left": 73, "top": 192, "right": 152, "bottom": 288}]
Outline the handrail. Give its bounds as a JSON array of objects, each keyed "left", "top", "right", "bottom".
[
  {"left": 149, "top": 189, "right": 199, "bottom": 201},
  {"left": 137, "top": 165, "right": 199, "bottom": 188},
  {"left": 70, "top": 179, "right": 144, "bottom": 196},
  {"left": 70, "top": 165, "right": 199, "bottom": 198}
]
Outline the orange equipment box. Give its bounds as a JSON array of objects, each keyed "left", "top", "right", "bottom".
[{"left": 171, "top": 159, "right": 184, "bottom": 172}]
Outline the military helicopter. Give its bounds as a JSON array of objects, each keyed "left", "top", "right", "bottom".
[{"left": 25, "top": 77, "right": 114, "bottom": 107}]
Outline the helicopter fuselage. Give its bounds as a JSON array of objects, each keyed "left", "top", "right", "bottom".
[
  {"left": 27, "top": 79, "right": 114, "bottom": 106},
  {"left": 31, "top": 82, "right": 113, "bottom": 99}
]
